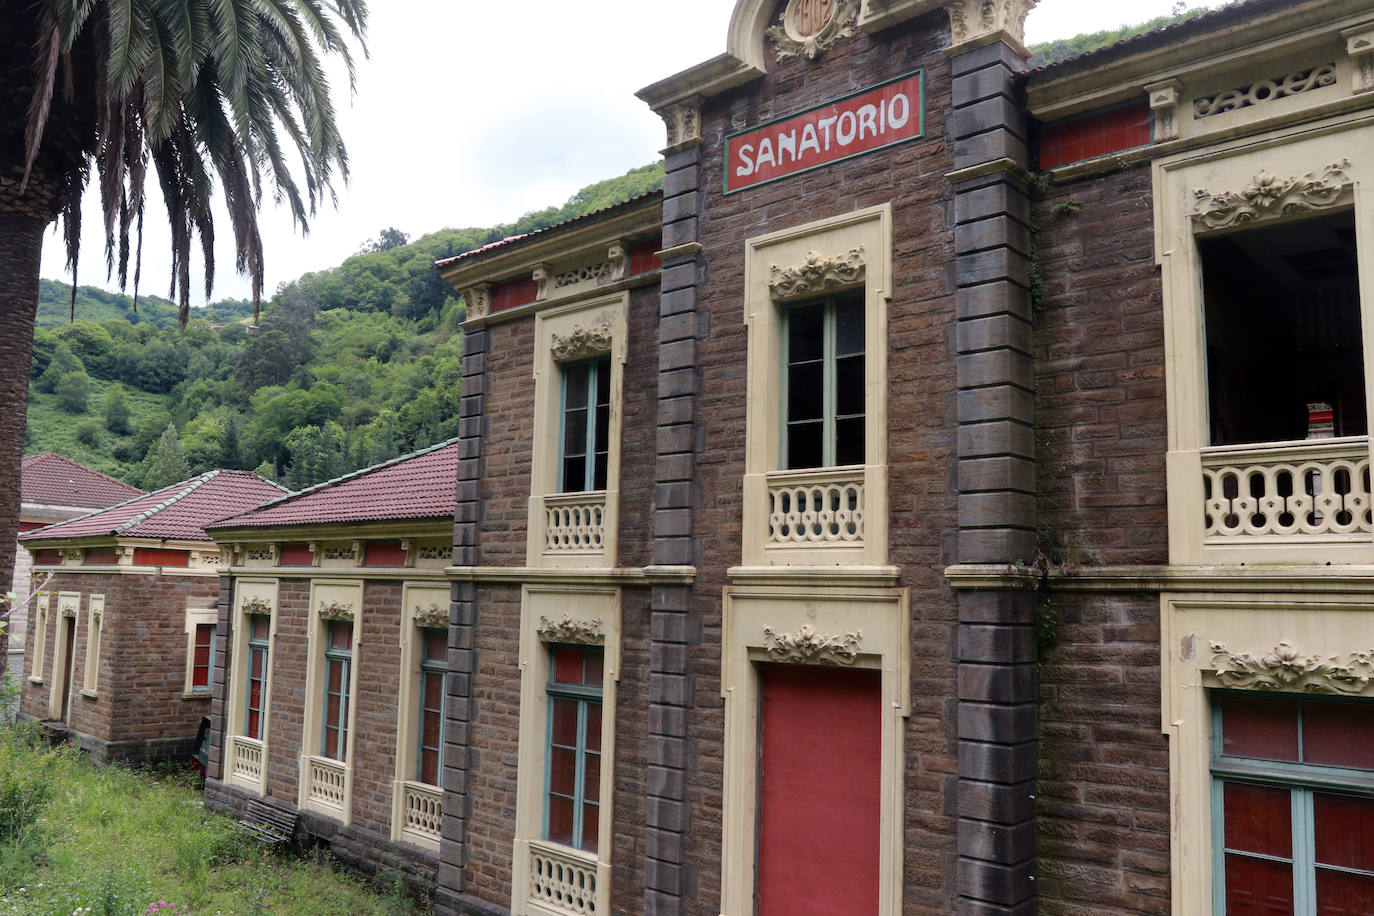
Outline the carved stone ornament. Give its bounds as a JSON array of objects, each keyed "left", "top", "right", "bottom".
[
  {"left": 461, "top": 284, "right": 491, "bottom": 320},
  {"left": 762, "top": 625, "right": 863, "bottom": 666},
  {"left": 533, "top": 264, "right": 552, "bottom": 301},
  {"left": 767, "top": 0, "right": 859, "bottom": 62},
  {"left": 61, "top": 603, "right": 78, "bottom": 619},
  {"left": 550, "top": 322, "right": 613, "bottom": 361},
  {"left": 946, "top": 0, "right": 1036, "bottom": 51},
  {"left": 1192, "top": 160, "right": 1352, "bottom": 231},
  {"left": 1347, "top": 26, "right": 1374, "bottom": 94},
  {"left": 537, "top": 613, "right": 604, "bottom": 645},
  {"left": 1145, "top": 79, "right": 1182, "bottom": 143},
  {"left": 414, "top": 602, "right": 448, "bottom": 629},
  {"left": 1209, "top": 641, "right": 1374, "bottom": 695},
  {"left": 658, "top": 99, "right": 702, "bottom": 150},
  {"left": 769, "top": 246, "right": 866, "bottom": 300},
  {"left": 318, "top": 599, "right": 355, "bottom": 622},
  {"left": 241, "top": 596, "right": 273, "bottom": 617},
  {"left": 1193, "top": 64, "right": 1337, "bottom": 119}
]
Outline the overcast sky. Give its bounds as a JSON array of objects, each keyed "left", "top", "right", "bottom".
[{"left": 39, "top": 0, "right": 1220, "bottom": 305}]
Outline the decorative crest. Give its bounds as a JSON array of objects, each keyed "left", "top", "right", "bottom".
[
  {"left": 414, "top": 602, "right": 449, "bottom": 629},
  {"left": 241, "top": 596, "right": 273, "bottom": 616},
  {"left": 537, "top": 613, "right": 604, "bottom": 645},
  {"left": 659, "top": 99, "right": 702, "bottom": 150},
  {"left": 767, "top": 0, "right": 859, "bottom": 62},
  {"left": 1192, "top": 160, "right": 1352, "bottom": 230},
  {"left": 1209, "top": 641, "right": 1374, "bottom": 695},
  {"left": 461, "top": 284, "right": 491, "bottom": 321},
  {"left": 762, "top": 624, "right": 862, "bottom": 666},
  {"left": 945, "top": 0, "right": 1036, "bottom": 51},
  {"left": 318, "top": 599, "right": 355, "bottom": 622},
  {"left": 769, "top": 246, "right": 866, "bottom": 300},
  {"left": 551, "top": 322, "right": 613, "bottom": 361}
]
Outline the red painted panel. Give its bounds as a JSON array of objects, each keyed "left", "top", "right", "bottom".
[
  {"left": 757, "top": 664, "right": 881, "bottom": 916},
  {"left": 1039, "top": 102, "right": 1152, "bottom": 170},
  {"left": 18, "top": 522, "right": 46, "bottom": 533},
  {"left": 1314, "top": 793, "right": 1374, "bottom": 871},
  {"left": 1316, "top": 869, "right": 1374, "bottom": 915},
  {"left": 279, "top": 543, "right": 313, "bottom": 566},
  {"left": 133, "top": 548, "right": 189, "bottom": 567},
  {"left": 629, "top": 240, "right": 662, "bottom": 275},
  {"left": 82, "top": 548, "right": 118, "bottom": 566},
  {"left": 1224, "top": 782, "right": 1293, "bottom": 858},
  {"left": 363, "top": 541, "right": 407, "bottom": 567},
  {"left": 31, "top": 550, "right": 62, "bottom": 565},
  {"left": 1225, "top": 854, "right": 1295, "bottom": 915},
  {"left": 1222, "top": 695, "right": 1300, "bottom": 762},
  {"left": 491, "top": 276, "right": 539, "bottom": 313},
  {"left": 1304, "top": 704, "right": 1374, "bottom": 770}
]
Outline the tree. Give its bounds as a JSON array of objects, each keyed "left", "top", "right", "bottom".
[
  {"left": 103, "top": 385, "right": 132, "bottom": 434},
  {"left": 0, "top": 0, "right": 367, "bottom": 670},
  {"left": 34, "top": 341, "right": 84, "bottom": 394},
  {"left": 140, "top": 424, "right": 191, "bottom": 491},
  {"left": 360, "top": 227, "right": 409, "bottom": 254},
  {"left": 55, "top": 370, "right": 92, "bottom": 412}
]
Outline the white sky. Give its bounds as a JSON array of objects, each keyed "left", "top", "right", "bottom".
[{"left": 40, "top": 0, "right": 1221, "bottom": 304}]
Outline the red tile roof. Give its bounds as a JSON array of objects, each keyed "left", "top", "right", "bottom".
[
  {"left": 21, "top": 471, "right": 286, "bottom": 543},
  {"left": 21, "top": 453, "right": 144, "bottom": 508},
  {"left": 207, "top": 439, "right": 461, "bottom": 531}
]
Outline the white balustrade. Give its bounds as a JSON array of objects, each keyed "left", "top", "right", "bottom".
[
  {"left": 401, "top": 782, "right": 442, "bottom": 842},
  {"left": 528, "top": 841, "right": 598, "bottom": 915},
  {"left": 1202, "top": 437, "right": 1372, "bottom": 541},
  {"left": 229, "top": 736, "right": 263, "bottom": 783},
  {"left": 766, "top": 467, "right": 865, "bottom": 545},
  {"left": 544, "top": 492, "right": 606, "bottom": 553},
  {"left": 305, "top": 756, "right": 347, "bottom": 810}
]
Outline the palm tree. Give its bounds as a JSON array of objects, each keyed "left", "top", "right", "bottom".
[{"left": 0, "top": 0, "right": 368, "bottom": 663}]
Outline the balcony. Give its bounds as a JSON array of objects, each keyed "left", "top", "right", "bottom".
[
  {"left": 542, "top": 492, "right": 606, "bottom": 554},
  {"left": 302, "top": 755, "right": 348, "bottom": 818},
  {"left": 766, "top": 466, "right": 865, "bottom": 547},
  {"left": 397, "top": 781, "right": 442, "bottom": 849},
  {"left": 526, "top": 840, "right": 600, "bottom": 915},
  {"left": 228, "top": 736, "right": 264, "bottom": 788}
]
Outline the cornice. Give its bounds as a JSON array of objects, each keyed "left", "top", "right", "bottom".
[
  {"left": 208, "top": 521, "right": 451, "bottom": 543},
  {"left": 221, "top": 566, "right": 450, "bottom": 581},
  {"left": 447, "top": 565, "right": 697, "bottom": 586},
  {"left": 727, "top": 565, "right": 902, "bottom": 587},
  {"left": 462, "top": 272, "right": 659, "bottom": 330},
  {"left": 946, "top": 563, "right": 1374, "bottom": 594}
]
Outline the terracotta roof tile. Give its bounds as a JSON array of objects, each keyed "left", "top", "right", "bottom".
[
  {"left": 20, "top": 453, "right": 144, "bottom": 508},
  {"left": 21, "top": 471, "right": 286, "bottom": 543},
  {"left": 208, "top": 439, "right": 460, "bottom": 531}
]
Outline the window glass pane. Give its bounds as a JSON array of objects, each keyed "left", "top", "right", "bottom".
[
  {"left": 787, "top": 422, "right": 823, "bottom": 470},
  {"left": 562, "top": 456, "right": 587, "bottom": 494},
  {"left": 324, "top": 726, "right": 339, "bottom": 759},
  {"left": 251, "top": 616, "right": 270, "bottom": 641},
  {"left": 422, "top": 707, "right": 442, "bottom": 748},
  {"left": 247, "top": 709, "right": 260, "bottom": 739},
  {"left": 787, "top": 303, "right": 824, "bottom": 362},
  {"left": 420, "top": 747, "right": 439, "bottom": 786},
  {"left": 553, "top": 647, "right": 586, "bottom": 685},
  {"left": 787, "top": 363, "right": 824, "bottom": 422},
  {"left": 835, "top": 295, "right": 865, "bottom": 357},
  {"left": 1225, "top": 854, "right": 1295, "bottom": 915},
  {"left": 584, "top": 648, "right": 603, "bottom": 685},
  {"left": 593, "top": 452, "right": 608, "bottom": 492},
  {"left": 329, "top": 622, "right": 352, "bottom": 650},
  {"left": 549, "top": 747, "right": 577, "bottom": 796},
  {"left": 423, "top": 672, "right": 443, "bottom": 709},
  {"left": 564, "top": 363, "right": 590, "bottom": 410},
  {"left": 1224, "top": 782, "right": 1293, "bottom": 858},
  {"left": 595, "top": 358, "right": 610, "bottom": 406},
  {"left": 1314, "top": 793, "right": 1374, "bottom": 871},
  {"left": 547, "top": 796, "right": 575, "bottom": 847},
  {"left": 550, "top": 698, "right": 579, "bottom": 747},
  {"left": 584, "top": 752, "right": 601, "bottom": 803},
  {"left": 586, "top": 702, "right": 603, "bottom": 753},
  {"left": 835, "top": 352, "right": 865, "bottom": 417},
  {"left": 563, "top": 409, "right": 589, "bottom": 460},
  {"left": 1316, "top": 869, "right": 1374, "bottom": 915},
  {"left": 1304, "top": 703, "right": 1374, "bottom": 771},
  {"left": 1221, "top": 695, "right": 1300, "bottom": 762},
  {"left": 327, "top": 661, "right": 343, "bottom": 693},
  {"left": 835, "top": 417, "right": 865, "bottom": 467},
  {"left": 581, "top": 803, "right": 599, "bottom": 854},
  {"left": 424, "top": 629, "right": 447, "bottom": 662}
]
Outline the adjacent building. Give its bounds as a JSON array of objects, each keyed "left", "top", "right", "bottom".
[{"left": 19, "top": 470, "right": 284, "bottom": 763}]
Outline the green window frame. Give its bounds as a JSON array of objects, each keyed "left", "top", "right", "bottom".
[
  {"left": 244, "top": 615, "right": 270, "bottom": 739},
  {"left": 417, "top": 627, "right": 446, "bottom": 785},
  {"left": 781, "top": 290, "right": 865, "bottom": 470},
  {"left": 545, "top": 644, "right": 603, "bottom": 854},
  {"left": 558, "top": 355, "right": 611, "bottom": 493},
  {"left": 321, "top": 620, "right": 353, "bottom": 761},
  {"left": 1211, "top": 693, "right": 1374, "bottom": 914},
  {"left": 192, "top": 623, "right": 216, "bottom": 692}
]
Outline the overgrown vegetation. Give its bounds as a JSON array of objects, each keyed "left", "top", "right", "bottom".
[
  {"left": 0, "top": 721, "right": 426, "bottom": 915},
  {"left": 26, "top": 163, "right": 664, "bottom": 490},
  {"left": 1026, "top": 2, "right": 1218, "bottom": 68}
]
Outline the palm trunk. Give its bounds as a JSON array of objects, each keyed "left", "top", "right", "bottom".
[{"left": 0, "top": 208, "right": 46, "bottom": 681}]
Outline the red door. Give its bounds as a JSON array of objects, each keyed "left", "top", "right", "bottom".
[{"left": 757, "top": 663, "right": 882, "bottom": 915}]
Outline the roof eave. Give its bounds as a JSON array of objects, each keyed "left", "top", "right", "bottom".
[{"left": 207, "top": 518, "right": 454, "bottom": 542}]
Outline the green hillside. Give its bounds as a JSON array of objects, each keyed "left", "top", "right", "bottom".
[
  {"left": 1027, "top": 5, "right": 1213, "bottom": 68},
  {"left": 25, "top": 162, "right": 665, "bottom": 490}
]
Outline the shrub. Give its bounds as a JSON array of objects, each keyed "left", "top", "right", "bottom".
[
  {"left": 75, "top": 419, "right": 102, "bottom": 446},
  {"left": 56, "top": 371, "right": 93, "bottom": 413}
]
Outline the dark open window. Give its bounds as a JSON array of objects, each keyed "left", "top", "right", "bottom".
[
  {"left": 783, "top": 291, "right": 865, "bottom": 469},
  {"left": 1200, "top": 209, "right": 1364, "bottom": 447},
  {"left": 321, "top": 620, "right": 353, "bottom": 761},
  {"left": 244, "top": 615, "right": 270, "bottom": 739},
  {"left": 417, "top": 628, "right": 446, "bottom": 785},
  {"left": 559, "top": 356, "right": 611, "bottom": 493}
]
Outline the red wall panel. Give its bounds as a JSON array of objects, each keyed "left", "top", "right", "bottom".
[
  {"left": 364, "top": 541, "right": 407, "bottom": 567},
  {"left": 279, "top": 543, "right": 314, "bottom": 566},
  {"left": 132, "top": 548, "right": 190, "bottom": 567},
  {"left": 1039, "top": 102, "right": 1151, "bottom": 170}
]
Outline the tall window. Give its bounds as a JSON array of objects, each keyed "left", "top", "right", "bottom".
[
  {"left": 784, "top": 291, "right": 865, "bottom": 469},
  {"left": 321, "top": 621, "right": 353, "bottom": 761},
  {"left": 560, "top": 356, "right": 611, "bottom": 492},
  {"left": 1213, "top": 693, "right": 1374, "bottom": 913},
  {"left": 546, "top": 644, "right": 603, "bottom": 853},
  {"left": 191, "top": 624, "right": 216, "bottom": 692},
  {"left": 244, "top": 615, "right": 270, "bottom": 739},
  {"left": 417, "top": 628, "right": 446, "bottom": 785}
]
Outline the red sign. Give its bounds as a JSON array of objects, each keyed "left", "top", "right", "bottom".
[{"left": 725, "top": 70, "right": 924, "bottom": 194}]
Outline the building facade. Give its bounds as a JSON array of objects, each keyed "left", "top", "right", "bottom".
[{"left": 19, "top": 470, "right": 283, "bottom": 763}]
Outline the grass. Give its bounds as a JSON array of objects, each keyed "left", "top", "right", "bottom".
[{"left": 0, "top": 723, "right": 427, "bottom": 916}]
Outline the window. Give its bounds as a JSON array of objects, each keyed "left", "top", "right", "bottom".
[
  {"left": 546, "top": 644, "right": 603, "bottom": 853},
  {"left": 416, "top": 627, "right": 446, "bottom": 785},
  {"left": 81, "top": 595, "right": 103, "bottom": 695},
  {"left": 559, "top": 356, "right": 611, "bottom": 493},
  {"left": 1213, "top": 693, "right": 1374, "bottom": 913},
  {"left": 1199, "top": 209, "right": 1364, "bottom": 447},
  {"left": 244, "top": 615, "right": 270, "bottom": 739},
  {"left": 783, "top": 291, "right": 865, "bottom": 469},
  {"left": 321, "top": 620, "right": 353, "bottom": 761},
  {"left": 191, "top": 624, "right": 215, "bottom": 692},
  {"left": 28, "top": 595, "right": 48, "bottom": 682}
]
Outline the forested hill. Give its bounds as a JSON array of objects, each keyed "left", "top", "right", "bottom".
[
  {"left": 1027, "top": 4, "right": 1210, "bottom": 68},
  {"left": 25, "top": 163, "right": 664, "bottom": 491}
]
